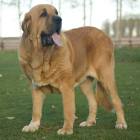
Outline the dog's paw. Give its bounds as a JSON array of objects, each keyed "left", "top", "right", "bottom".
[
  {"left": 57, "top": 128, "right": 73, "bottom": 135},
  {"left": 22, "top": 120, "right": 40, "bottom": 132},
  {"left": 79, "top": 121, "right": 96, "bottom": 127},
  {"left": 22, "top": 125, "right": 39, "bottom": 132},
  {"left": 115, "top": 122, "right": 127, "bottom": 129}
]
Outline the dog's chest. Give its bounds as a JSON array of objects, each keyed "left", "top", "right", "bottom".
[{"left": 31, "top": 67, "right": 58, "bottom": 87}]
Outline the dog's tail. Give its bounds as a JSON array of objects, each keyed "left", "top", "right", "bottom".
[{"left": 95, "top": 81, "right": 114, "bottom": 112}]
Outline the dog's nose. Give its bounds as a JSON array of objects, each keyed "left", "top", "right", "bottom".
[{"left": 53, "top": 16, "right": 62, "bottom": 24}]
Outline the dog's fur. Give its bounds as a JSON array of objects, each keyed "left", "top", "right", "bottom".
[{"left": 18, "top": 4, "right": 127, "bottom": 135}]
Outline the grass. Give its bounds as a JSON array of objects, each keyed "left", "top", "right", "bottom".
[{"left": 0, "top": 48, "right": 140, "bottom": 140}]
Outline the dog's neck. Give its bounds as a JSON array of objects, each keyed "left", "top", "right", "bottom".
[{"left": 21, "top": 31, "right": 67, "bottom": 71}]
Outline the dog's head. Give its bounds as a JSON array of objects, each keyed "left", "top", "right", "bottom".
[{"left": 22, "top": 4, "right": 62, "bottom": 47}]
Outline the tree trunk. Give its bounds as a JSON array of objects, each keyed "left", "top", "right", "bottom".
[
  {"left": 90, "top": 0, "right": 92, "bottom": 26},
  {"left": 128, "top": 19, "right": 135, "bottom": 37},
  {"left": 119, "top": 0, "right": 122, "bottom": 38},
  {"left": 115, "top": 0, "right": 120, "bottom": 47},
  {"left": 51, "top": 0, "right": 53, "bottom": 5},
  {"left": 135, "top": 19, "right": 140, "bottom": 37},
  {"left": 29, "top": 0, "right": 33, "bottom": 9},
  {"left": 0, "top": 0, "right": 2, "bottom": 37},
  {"left": 17, "top": 0, "right": 21, "bottom": 36},
  {"left": 83, "top": 0, "right": 86, "bottom": 26},
  {"left": 59, "top": 0, "right": 61, "bottom": 16}
]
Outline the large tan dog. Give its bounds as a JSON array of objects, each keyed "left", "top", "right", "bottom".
[{"left": 18, "top": 4, "right": 127, "bottom": 135}]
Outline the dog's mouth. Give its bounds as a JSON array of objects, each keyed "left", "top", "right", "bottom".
[
  {"left": 41, "top": 33, "right": 54, "bottom": 46},
  {"left": 41, "top": 32, "right": 63, "bottom": 47}
]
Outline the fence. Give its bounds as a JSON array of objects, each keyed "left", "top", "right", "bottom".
[
  {"left": 112, "top": 38, "right": 140, "bottom": 48},
  {"left": 0, "top": 37, "right": 140, "bottom": 50},
  {"left": 0, "top": 37, "right": 20, "bottom": 50}
]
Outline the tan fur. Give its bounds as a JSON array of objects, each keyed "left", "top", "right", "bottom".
[{"left": 19, "top": 4, "right": 127, "bottom": 135}]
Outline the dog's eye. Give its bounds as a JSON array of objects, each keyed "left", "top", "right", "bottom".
[
  {"left": 55, "top": 10, "right": 58, "bottom": 15},
  {"left": 40, "top": 12, "right": 47, "bottom": 17}
]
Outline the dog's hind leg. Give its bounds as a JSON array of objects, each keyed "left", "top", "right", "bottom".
[
  {"left": 97, "top": 67, "right": 127, "bottom": 129},
  {"left": 22, "top": 80, "right": 45, "bottom": 132},
  {"left": 79, "top": 77, "right": 98, "bottom": 127}
]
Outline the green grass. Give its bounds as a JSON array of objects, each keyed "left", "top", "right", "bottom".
[{"left": 0, "top": 48, "right": 140, "bottom": 140}]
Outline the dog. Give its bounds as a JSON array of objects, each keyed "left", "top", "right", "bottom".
[{"left": 18, "top": 4, "right": 127, "bottom": 135}]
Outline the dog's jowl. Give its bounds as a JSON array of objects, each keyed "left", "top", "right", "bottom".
[{"left": 18, "top": 4, "right": 127, "bottom": 135}]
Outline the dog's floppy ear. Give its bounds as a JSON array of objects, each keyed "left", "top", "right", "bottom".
[{"left": 22, "top": 13, "right": 31, "bottom": 36}]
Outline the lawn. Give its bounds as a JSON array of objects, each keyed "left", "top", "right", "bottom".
[{"left": 0, "top": 48, "right": 140, "bottom": 140}]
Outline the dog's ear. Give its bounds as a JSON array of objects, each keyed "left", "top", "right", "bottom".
[{"left": 22, "top": 13, "right": 31, "bottom": 36}]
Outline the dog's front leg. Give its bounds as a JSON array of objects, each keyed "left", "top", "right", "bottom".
[
  {"left": 57, "top": 83, "right": 75, "bottom": 135},
  {"left": 22, "top": 80, "right": 44, "bottom": 132}
]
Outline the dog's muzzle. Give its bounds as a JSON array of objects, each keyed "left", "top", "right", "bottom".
[
  {"left": 41, "top": 16, "right": 62, "bottom": 47},
  {"left": 53, "top": 16, "right": 62, "bottom": 34}
]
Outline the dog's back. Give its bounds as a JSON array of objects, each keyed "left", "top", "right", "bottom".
[{"left": 64, "top": 26, "right": 114, "bottom": 67}]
